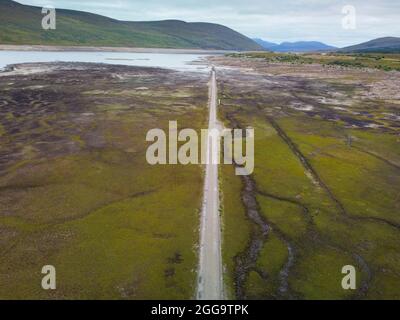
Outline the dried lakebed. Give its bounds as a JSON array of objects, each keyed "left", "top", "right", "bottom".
[
  {"left": 1, "top": 57, "right": 400, "bottom": 300},
  {"left": 0, "top": 62, "right": 209, "bottom": 299},
  {"left": 212, "top": 55, "right": 400, "bottom": 300}
]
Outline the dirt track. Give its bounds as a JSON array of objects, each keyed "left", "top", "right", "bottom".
[{"left": 197, "top": 68, "right": 224, "bottom": 300}]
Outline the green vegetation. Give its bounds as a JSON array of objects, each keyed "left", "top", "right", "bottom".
[
  {"left": 0, "top": 0, "right": 262, "bottom": 50},
  {"left": 340, "top": 37, "right": 400, "bottom": 53},
  {"left": 218, "top": 58, "right": 400, "bottom": 299},
  {"left": 220, "top": 164, "right": 251, "bottom": 299},
  {"left": 0, "top": 63, "right": 208, "bottom": 299},
  {"left": 229, "top": 51, "right": 400, "bottom": 71}
]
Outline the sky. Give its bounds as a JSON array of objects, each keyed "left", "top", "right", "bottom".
[{"left": 16, "top": 0, "right": 400, "bottom": 47}]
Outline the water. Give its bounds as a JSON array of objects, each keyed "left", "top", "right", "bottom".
[{"left": 0, "top": 51, "right": 211, "bottom": 72}]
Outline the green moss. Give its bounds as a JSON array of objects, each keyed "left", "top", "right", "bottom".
[
  {"left": 244, "top": 271, "right": 270, "bottom": 299},
  {"left": 0, "top": 66, "right": 208, "bottom": 299},
  {"left": 0, "top": 123, "right": 5, "bottom": 136},
  {"left": 220, "top": 164, "right": 251, "bottom": 299},
  {"left": 257, "top": 196, "right": 307, "bottom": 240},
  {"left": 219, "top": 73, "right": 400, "bottom": 300},
  {"left": 245, "top": 232, "right": 288, "bottom": 298},
  {"left": 290, "top": 247, "right": 359, "bottom": 300}
]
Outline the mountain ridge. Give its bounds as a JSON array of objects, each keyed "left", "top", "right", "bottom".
[
  {"left": 254, "top": 36, "right": 400, "bottom": 53},
  {"left": 253, "top": 38, "right": 336, "bottom": 52},
  {"left": 0, "top": 0, "right": 262, "bottom": 51},
  {"left": 339, "top": 37, "right": 400, "bottom": 53}
]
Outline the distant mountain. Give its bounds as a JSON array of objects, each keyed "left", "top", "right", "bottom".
[
  {"left": 276, "top": 41, "right": 337, "bottom": 52},
  {"left": 0, "top": 0, "right": 262, "bottom": 51},
  {"left": 253, "top": 38, "right": 336, "bottom": 52},
  {"left": 253, "top": 38, "right": 279, "bottom": 50},
  {"left": 340, "top": 37, "right": 400, "bottom": 53}
]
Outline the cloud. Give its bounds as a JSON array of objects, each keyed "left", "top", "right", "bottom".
[{"left": 15, "top": 0, "right": 400, "bottom": 47}]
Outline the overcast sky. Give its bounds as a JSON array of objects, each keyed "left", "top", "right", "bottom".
[{"left": 16, "top": 0, "right": 400, "bottom": 47}]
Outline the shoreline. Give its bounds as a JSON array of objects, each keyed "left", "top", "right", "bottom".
[{"left": 0, "top": 44, "right": 233, "bottom": 55}]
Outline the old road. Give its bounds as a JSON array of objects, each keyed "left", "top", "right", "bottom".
[{"left": 197, "top": 67, "right": 224, "bottom": 300}]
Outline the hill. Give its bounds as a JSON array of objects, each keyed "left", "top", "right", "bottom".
[
  {"left": 253, "top": 38, "right": 278, "bottom": 50},
  {"left": 253, "top": 38, "right": 336, "bottom": 52},
  {"left": 0, "top": 0, "right": 262, "bottom": 51},
  {"left": 276, "top": 41, "right": 336, "bottom": 52},
  {"left": 340, "top": 37, "right": 400, "bottom": 53}
]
